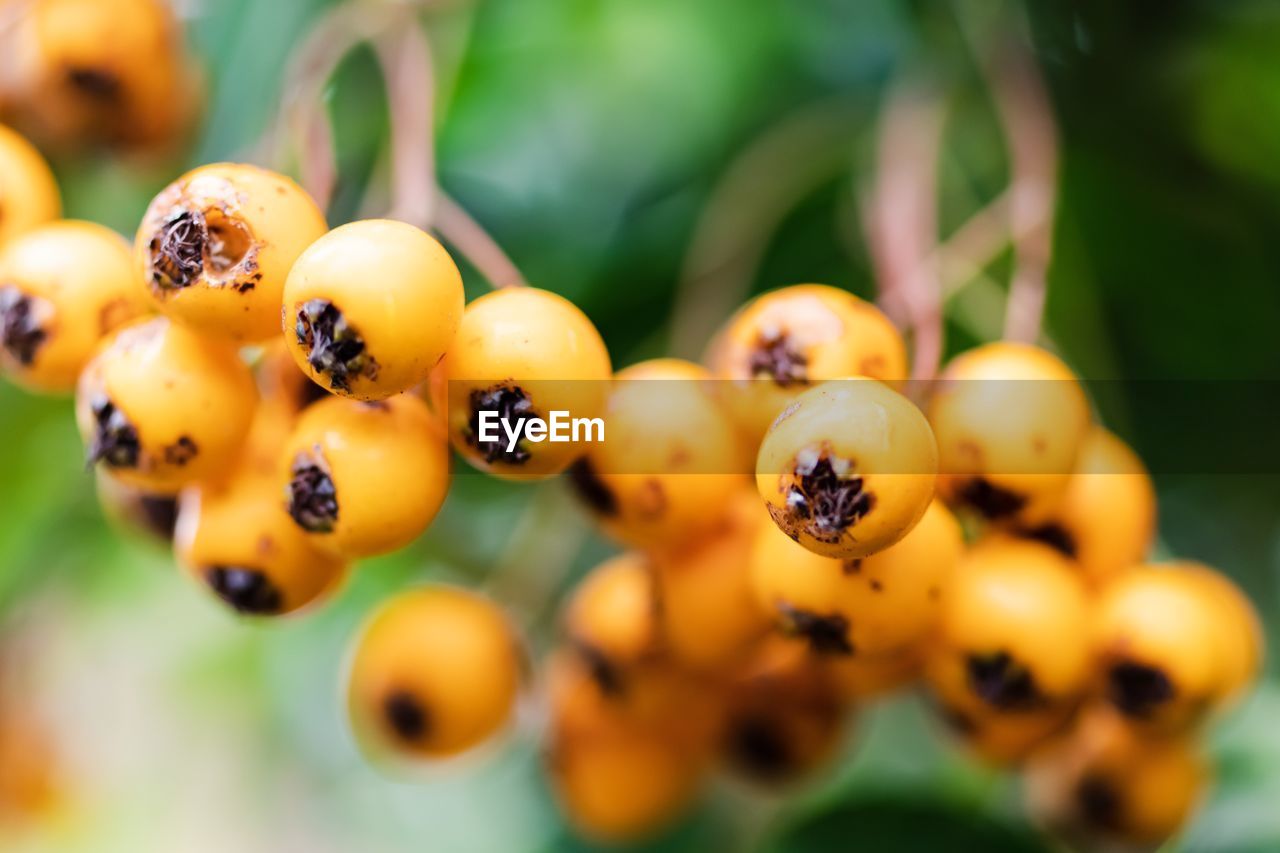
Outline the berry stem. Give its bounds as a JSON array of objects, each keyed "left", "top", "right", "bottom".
[
  {"left": 433, "top": 192, "right": 530, "bottom": 288},
  {"left": 374, "top": 18, "right": 437, "bottom": 230}
]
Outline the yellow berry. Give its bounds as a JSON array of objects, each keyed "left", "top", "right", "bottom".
[{"left": 0, "top": 123, "right": 60, "bottom": 247}]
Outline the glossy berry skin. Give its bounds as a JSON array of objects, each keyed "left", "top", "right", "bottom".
[
  {"left": 1025, "top": 706, "right": 1207, "bottom": 846},
  {"left": 280, "top": 394, "right": 450, "bottom": 559},
  {"left": 0, "top": 124, "right": 60, "bottom": 247},
  {"left": 174, "top": 404, "right": 346, "bottom": 617},
  {"left": 0, "top": 221, "right": 147, "bottom": 393},
  {"left": 707, "top": 284, "right": 907, "bottom": 444},
  {"left": 445, "top": 287, "right": 612, "bottom": 480},
  {"left": 135, "top": 163, "right": 327, "bottom": 342},
  {"left": 563, "top": 552, "right": 659, "bottom": 681},
  {"left": 1092, "top": 562, "right": 1262, "bottom": 734},
  {"left": 925, "top": 539, "right": 1091, "bottom": 751},
  {"left": 567, "top": 359, "right": 749, "bottom": 550},
  {"left": 755, "top": 378, "right": 937, "bottom": 559},
  {"left": 75, "top": 317, "right": 257, "bottom": 493},
  {"left": 649, "top": 491, "right": 771, "bottom": 671},
  {"left": 347, "top": 586, "right": 522, "bottom": 761},
  {"left": 751, "top": 499, "right": 963, "bottom": 659},
  {"left": 930, "top": 342, "right": 1091, "bottom": 526},
  {"left": 282, "top": 220, "right": 464, "bottom": 400},
  {"left": 1011, "top": 426, "right": 1155, "bottom": 587}
]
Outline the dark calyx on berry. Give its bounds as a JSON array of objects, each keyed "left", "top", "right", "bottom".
[
  {"left": 566, "top": 458, "right": 618, "bottom": 516},
  {"left": 778, "top": 602, "right": 853, "bottom": 655},
  {"left": 66, "top": 67, "right": 123, "bottom": 100},
  {"left": 749, "top": 329, "right": 808, "bottom": 387},
  {"left": 383, "top": 690, "right": 430, "bottom": 742},
  {"left": 88, "top": 396, "right": 141, "bottom": 469},
  {"left": 726, "top": 714, "right": 792, "bottom": 780},
  {"left": 466, "top": 385, "right": 536, "bottom": 465},
  {"left": 295, "top": 299, "right": 374, "bottom": 392},
  {"left": 956, "top": 477, "right": 1026, "bottom": 520},
  {"left": 1107, "top": 660, "right": 1175, "bottom": 718},
  {"left": 137, "top": 494, "right": 179, "bottom": 541},
  {"left": 574, "top": 641, "right": 625, "bottom": 696},
  {"left": 1019, "top": 522, "right": 1078, "bottom": 558},
  {"left": 206, "top": 566, "right": 283, "bottom": 615},
  {"left": 0, "top": 286, "right": 47, "bottom": 366},
  {"left": 1075, "top": 774, "right": 1124, "bottom": 831},
  {"left": 150, "top": 210, "right": 207, "bottom": 289},
  {"left": 966, "top": 651, "right": 1043, "bottom": 710},
  {"left": 287, "top": 455, "right": 339, "bottom": 533},
  {"left": 778, "top": 451, "right": 874, "bottom": 543}
]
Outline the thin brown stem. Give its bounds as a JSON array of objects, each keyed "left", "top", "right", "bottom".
[
  {"left": 434, "top": 192, "right": 530, "bottom": 288},
  {"left": 374, "top": 17, "right": 437, "bottom": 229}
]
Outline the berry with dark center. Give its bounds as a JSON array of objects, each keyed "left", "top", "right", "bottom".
[
  {"left": 0, "top": 286, "right": 47, "bottom": 366},
  {"left": 466, "top": 385, "right": 536, "bottom": 465},
  {"left": 575, "top": 642, "right": 625, "bottom": 697},
  {"left": 66, "top": 67, "right": 122, "bottom": 100},
  {"left": 1019, "top": 522, "right": 1078, "bottom": 558},
  {"left": 149, "top": 210, "right": 207, "bottom": 290},
  {"left": 956, "top": 477, "right": 1027, "bottom": 520},
  {"left": 566, "top": 457, "right": 618, "bottom": 516},
  {"left": 748, "top": 329, "right": 808, "bottom": 387},
  {"left": 780, "top": 453, "right": 875, "bottom": 544},
  {"left": 1075, "top": 774, "right": 1123, "bottom": 831},
  {"left": 777, "top": 602, "right": 853, "bottom": 655},
  {"left": 88, "top": 395, "right": 140, "bottom": 468},
  {"left": 205, "top": 566, "right": 283, "bottom": 615},
  {"left": 137, "top": 495, "right": 179, "bottom": 541},
  {"left": 1107, "top": 661, "right": 1175, "bottom": 719},
  {"left": 295, "top": 299, "right": 373, "bottom": 392},
  {"left": 287, "top": 456, "right": 339, "bottom": 533},
  {"left": 383, "top": 690, "right": 430, "bottom": 742},
  {"left": 966, "top": 651, "right": 1042, "bottom": 710},
  {"left": 726, "top": 714, "right": 792, "bottom": 780}
]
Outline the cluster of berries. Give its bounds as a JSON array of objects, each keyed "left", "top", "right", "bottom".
[{"left": 0, "top": 106, "right": 1262, "bottom": 847}]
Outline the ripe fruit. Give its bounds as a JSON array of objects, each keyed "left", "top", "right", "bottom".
[
  {"left": 567, "top": 359, "right": 748, "bottom": 550},
  {"left": 1010, "top": 426, "right": 1155, "bottom": 587},
  {"left": 282, "top": 220, "right": 464, "bottom": 400},
  {"left": 930, "top": 342, "right": 1091, "bottom": 525},
  {"left": 755, "top": 378, "right": 937, "bottom": 559},
  {"left": 0, "top": 124, "right": 60, "bottom": 247},
  {"left": 1025, "top": 707, "right": 1207, "bottom": 846},
  {"left": 174, "top": 406, "right": 346, "bottom": 617},
  {"left": 347, "top": 586, "right": 523, "bottom": 760},
  {"left": 253, "top": 340, "right": 330, "bottom": 417},
  {"left": 933, "top": 699, "right": 1077, "bottom": 767},
  {"left": 707, "top": 284, "right": 907, "bottom": 443},
  {"left": 135, "top": 163, "right": 327, "bottom": 342},
  {"left": 563, "top": 552, "right": 659, "bottom": 685},
  {"left": 926, "top": 539, "right": 1091, "bottom": 734},
  {"left": 444, "top": 287, "right": 612, "bottom": 480},
  {"left": 0, "top": 220, "right": 146, "bottom": 392},
  {"left": 649, "top": 492, "right": 770, "bottom": 670},
  {"left": 1092, "top": 563, "right": 1262, "bottom": 733},
  {"left": 76, "top": 317, "right": 257, "bottom": 493},
  {"left": 280, "top": 394, "right": 450, "bottom": 558},
  {"left": 750, "top": 499, "right": 962, "bottom": 658}
]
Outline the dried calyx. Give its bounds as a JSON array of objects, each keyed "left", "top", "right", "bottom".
[
  {"left": 775, "top": 448, "right": 874, "bottom": 543},
  {"left": 295, "top": 299, "right": 373, "bottom": 392},
  {"left": 566, "top": 458, "right": 618, "bottom": 516},
  {"left": 466, "top": 385, "right": 535, "bottom": 465},
  {"left": 956, "top": 477, "right": 1026, "bottom": 520},
  {"left": 206, "top": 566, "right": 283, "bottom": 615},
  {"left": 726, "top": 714, "right": 792, "bottom": 780},
  {"left": 749, "top": 328, "right": 808, "bottom": 387},
  {"left": 1106, "top": 660, "right": 1174, "bottom": 718},
  {"left": 0, "top": 286, "right": 48, "bottom": 366},
  {"left": 1075, "top": 774, "right": 1123, "bottom": 831},
  {"left": 383, "top": 690, "right": 429, "bottom": 741},
  {"left": 965, "top": 650, "right": 1042, "bottom": 710},
  {"left": 149, "top": 207, "right": 254, "bottom": 291},
  {"left": 777, "top": 602, "right": 853, "bottom": 655},
  {"left": 88, "top": 395, "right": 140, "bottom": 468},
  {"left": 287, "top": 454, "right": 339, "bottom": 533}
]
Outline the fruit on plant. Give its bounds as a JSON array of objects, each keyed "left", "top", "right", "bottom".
[
  {"left": 282, "top": 219, "right": 464, "bottom": 400},
  {"left": 933, "top": 699, "right": 1077, "bottom": 767},
  {"left": 718, "top": 634, "right": 851, "bottom": 784},
  {"left": 750, "top": 499, "right": 962, "bottom": 658},
  {"left": 253, "top": 340, "right": 330, "bottom": 417},
  {"left": 1092, "top": 563, "right": 1262, "bottom": 733},
  {"left": 930, "top": 342, "right": 1090, "bottom": 525},
  {"left": 75, "top": 316, "right": 257, "bottom": 493},
  {"left": 1010, "top": 426, "right": 1154, "bottom": 587},
  {"left": 174, "top": 405, "right": 346, "bottom": 616},
  {"left": 1025, "top": 706, "right": 1207, "bottom": 846},
  {"left": 347, "top": 586, "right": 523, "bottom": 760},
  {"left": 445, "top": 287, "right": 612, "bottom": 480},
  {"left": 0, "top": 124, "right": 60, "bottom": 247},
  {"left": 563, "top": 552, "right": 659, "bottom": 685},
  {"left": 95, "top": 472, "right": 177, "bottom": 544},
  {"left": 567, "top": 358, "right": 748, "bottom": 550},
  {"left": 280, "top": 394, "right": 450, "bottom": 558},
  {"left": 755, "top": 378, "right": 937, "bottom": 559},
  {"left": 1, "top": 0, "right": 200, "bottom": 150},
  {"left": 649, "top": 492, "right": 770, "bottom": 670},
  {"left": 0, "top": 220, "right": 146, "bottom": 392},
  {"left": 926, "top": 538, "right": 1091, "bottom": 736},
  {"left": 707, "top": 284, "right": 907, "bottom": 443},
  {"left": 135, "top": 163, "right": 327, "bottom": 342}
]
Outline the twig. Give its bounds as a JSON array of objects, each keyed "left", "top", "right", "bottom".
[
  {"left": 434, "top": 191, "right": 530, "bottom": 288},
  {"left": 374, "top": 18, "right": 437, "bottom": 229}
]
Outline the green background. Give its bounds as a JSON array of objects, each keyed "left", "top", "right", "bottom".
[{"left": 3, "top": 0, "right": 1279, "bottom": 850}]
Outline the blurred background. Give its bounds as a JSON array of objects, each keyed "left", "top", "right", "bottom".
[{"left": 3, "top": 0, "right": 1280, "bottom": 850}]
